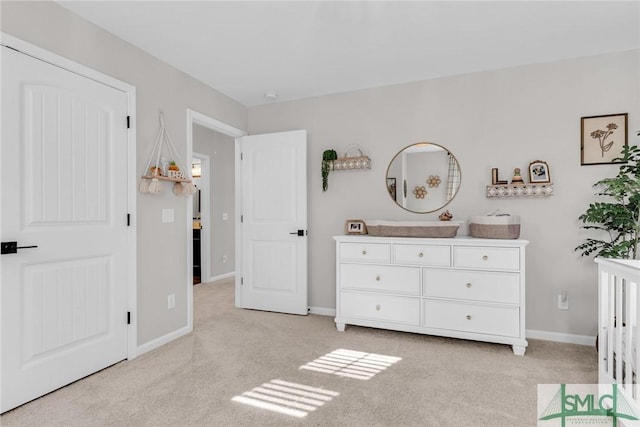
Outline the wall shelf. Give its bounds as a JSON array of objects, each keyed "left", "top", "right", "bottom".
[
  {"left": 331, "top": 156, "right": 371, "bottom": 171},
  {"left": 141, "top": 174, "right": 191, "bottom": 183},
  {"left": 486, "top": 183, "right": 553, "bottom": 198}
]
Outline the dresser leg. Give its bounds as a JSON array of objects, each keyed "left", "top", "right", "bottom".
[
  {"left": 335, "top": 322, "right": 345, "bottom": 332},
  {"left": 512, "top": 345, "right": 526, "bottom": 356}
]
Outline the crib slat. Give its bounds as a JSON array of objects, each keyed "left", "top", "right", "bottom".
[
  {"left": 632, "top": 279, "right": 640, "bottom": 403},
  {"left": 616, "top": 275, "right": 624, "bottom": 383},
  {"left": 605, "top": 271, "right": 615, "bottom": 379},
  {"left": 624, "top": 279, "right": 633, "bottom": 391}
]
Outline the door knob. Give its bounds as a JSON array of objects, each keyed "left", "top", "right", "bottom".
[
  {"left": 289, "top": 230, "right": 305, "bottom": 236},
  {"left": 1, "top": 241, "right": 38, "bottom": 255}
]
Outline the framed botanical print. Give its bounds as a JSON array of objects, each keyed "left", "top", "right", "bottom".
[{"left": 581, "top": 113, "right": 628, "bottom": 165}]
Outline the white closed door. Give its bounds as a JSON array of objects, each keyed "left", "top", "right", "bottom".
[
  {"left": 239, "top": 130, "right": 307, "bottom": 315},
  {"left": 1, "top": 47, "right": 130, "bottom": 413}
]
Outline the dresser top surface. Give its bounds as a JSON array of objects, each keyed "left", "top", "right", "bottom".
[{"left": 333, "top": 235, "right": 529, "bottom": 246}]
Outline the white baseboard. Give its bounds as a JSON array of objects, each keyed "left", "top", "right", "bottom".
[
  {"left": 309, "top": 306, "right": 336, "bottom": 317},
  {"left": 206, "top": 271, "right": 235, "bottom": 282},
  {"left": 137, "top": 325, "right": 192, "bottom": 356},
  {"left": 526, "top": 329, "right": 596, "bottom": 346},
  {"left": 303, "top": 311, "right": 595, "bottom": 347}
]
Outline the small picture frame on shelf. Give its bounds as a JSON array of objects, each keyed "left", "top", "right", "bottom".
[
  {"left": 345, "top": 219, "right": 367, "bottom": 235},
  {"left": 528, "top": 160, "right": 551, "bottom": 184},
  {"left": 580, "top": 113, "right": 628, "bottom": 165}
]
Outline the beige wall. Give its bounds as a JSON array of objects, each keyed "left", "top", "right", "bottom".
[
  {"left": 3, "top": 0, "right": 638, "bottom": 341},
  {"left": 248, "top": 49, "right": 640, "bottom": 337},
  {"left": 193, "top": 125, "right": 236, "bottom": 279},
  {"left": 0, "top": 1, "right": 248, "bottom": 346}
]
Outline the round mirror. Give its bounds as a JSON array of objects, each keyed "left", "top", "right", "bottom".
[{"left": 385, "top": 142, "right": 461, "bottom": 213}]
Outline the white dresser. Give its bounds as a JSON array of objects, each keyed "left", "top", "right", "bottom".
[{"left": 334, "top": 235, "right": 529, "bottom": 355}]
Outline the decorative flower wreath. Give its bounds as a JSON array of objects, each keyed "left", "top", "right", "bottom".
[
  {"left": 427, "top": 175, "right": 441, "bottom": 188},
  {"left": 413, "top": 186, "right": 427, "bottom": 199}
]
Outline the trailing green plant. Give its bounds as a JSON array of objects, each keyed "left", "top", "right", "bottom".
[
  {"left": 576, "top": 145, "right": 640, "bottom": 259},
  {"left": 322, "top": 149, "right": 338, "bottom": 191}
]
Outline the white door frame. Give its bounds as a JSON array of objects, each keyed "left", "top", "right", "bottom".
[
  {"left": 185, "top": 109, "right": 245, "bottom": 329},
  {"left": 192, "top": 152, "right": 210, "bottom": 283},
  {"left": 0, "top": 33, "right": 138, "bottom": 358}
]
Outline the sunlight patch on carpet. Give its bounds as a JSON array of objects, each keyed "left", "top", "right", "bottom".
[
  {"left": 231, "top": 379, "right": 339, "bottom": 418},
  {"left": 299, "top": 348, "right": 402, "bottom": 380}
]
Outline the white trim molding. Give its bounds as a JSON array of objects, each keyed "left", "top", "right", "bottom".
[
  {"left": 207, "top": 271, "right": 235, "bottom": 283},
  {"left": 526, "top": 329, "right": 596, "bottom": 346},
  {"left": 137, "top": 326, "right": 191, "bottom": 357},
  {"left": 309, "top": 307, "right": 336, "bottom": 317}
]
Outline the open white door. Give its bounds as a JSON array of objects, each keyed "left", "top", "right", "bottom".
[
  {"left": 1, "top": 45, "right": 131, "bottom": 412},
  {"left": 238, "top": 130, "right": 307, "bottom": 315}
]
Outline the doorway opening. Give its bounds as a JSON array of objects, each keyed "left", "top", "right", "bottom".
[
  {"left": 191, "top": 153, "right": 209, "bottom": 285},
  {"left": 185, "top": 109, "right": 245, "bottom": 331}
]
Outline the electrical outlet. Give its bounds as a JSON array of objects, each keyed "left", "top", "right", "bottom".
[
  {"left": 558, "top": 291, "right": 568, "bottom": 310},
  {"left": 222, "top": 255, "right": 228, "bottom": 264},
  {"left": 222, "top": 212, "right": 228, "bottom": 221},
  {"left": 168, "top": 294, "right": 175, "bottom": 310}
]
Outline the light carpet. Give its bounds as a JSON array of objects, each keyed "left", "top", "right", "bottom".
[{"left": 1, "top": 278, "right": 597, "bottom": 426}]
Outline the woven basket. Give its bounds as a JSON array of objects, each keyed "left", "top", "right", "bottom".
[
  {"left": 365, "top": 220, "right": 462, "bottom": 238},
  {"left": 469, "top": 215, "right": 521, "bottom": 239}
]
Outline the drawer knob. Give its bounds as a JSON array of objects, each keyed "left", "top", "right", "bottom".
[
  {"left": 376, "top": 275, "right": 381, "bottom": 282},
  {"left": 362, "top": 250, "right": 367, "bottom": 255},
  {"left": 466, "top": 315, "right": 472, "bottom": 320},
  {"left": 376, "top": 304, "right": 381, "bottom": 311},
  {"left": 418, "top": 252, "right": 424, "bottom": 258},
  {"left": 482, "top": 255, "right": 488, "bottom": 261},
  {"left": 466, "top": 282, "right": 472, "bottom": 288}
]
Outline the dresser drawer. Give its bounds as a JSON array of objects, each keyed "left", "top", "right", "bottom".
[
  {"left": 453, "top": 246, "right": 520, "bottom": 271},
  {"left": 423, "top": 269, "right": 519, "bottom": 304},
  {"left": 423, "top": 300, "right": 519, "bottom": 337},
  {"left": 340, "top": 243, "right": 390, "bottom": 263},
  {"left": 340, "top": 264, "right": 420, "bottom": 295},
  {"left": 340, "top": 291, "right": 420, "bottom": 326},
  {"left": 393, "top": 244, "right": 451, "bottom": 267}
]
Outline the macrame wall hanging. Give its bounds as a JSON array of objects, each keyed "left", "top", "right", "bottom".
[{"left": 140, "top": 113, "right": 196, "bottom": 196}]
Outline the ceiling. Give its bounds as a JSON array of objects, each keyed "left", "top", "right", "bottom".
[{"left": 56, "top": 1, "right": 640, "bottom": 107}]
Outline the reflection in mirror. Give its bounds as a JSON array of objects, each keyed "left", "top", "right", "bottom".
[{"left": 386, "top": 143, "right": 461, "bottom": 213}]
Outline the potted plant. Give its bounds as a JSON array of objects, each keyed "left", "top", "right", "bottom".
[
  {"left": 575, "top": 145, "right": 640, "bottom": 260},
  {"left": 322, "top": 149, "right": 338, "bottom": 191}
]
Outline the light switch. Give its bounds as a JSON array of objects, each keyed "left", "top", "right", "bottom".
[
  {"left": 222, "top": 212, "right": 228, "bottom": 221},
  {"left": 162, "top": 208, "right": 175, "bottom": 223}
]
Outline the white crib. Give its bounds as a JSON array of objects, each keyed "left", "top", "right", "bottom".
[{"left": 597, "top": 257, "right": 640, "bottom": 421}]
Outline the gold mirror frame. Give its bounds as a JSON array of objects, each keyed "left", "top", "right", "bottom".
[{"left": 385, "top": 142, "right": 461, "bottom": 214}]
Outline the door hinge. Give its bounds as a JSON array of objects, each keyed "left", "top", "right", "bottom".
[
  {"left": 241, "top": 277, "right": 244, "bottom": 285},
  {"left": 240, "top": 153, "right": 243, "bottom": 160},
  {"left": 241, "top": 215, "right": 243, "bottom": 223},
  {"left": 127, "top": 213, "right": 131, "bottom": 226},
  {"left": 126, "top": 116, "right": 130, "bottom": 129},
  {"left": 127, "top": 311, "right": 131, "bottom": 325}
]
